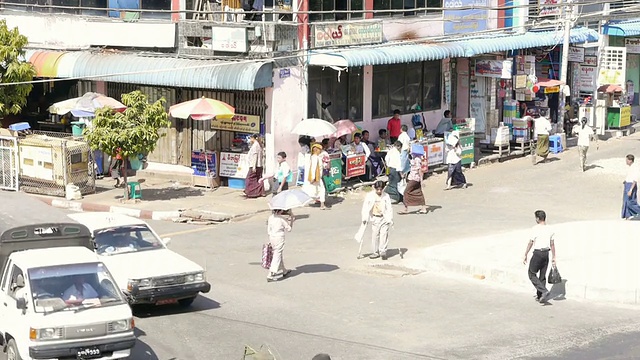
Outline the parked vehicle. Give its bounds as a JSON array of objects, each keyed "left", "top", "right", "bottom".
[
  {"left": 68, "top": 213, "right": 211, "bottom": 307},
  {"left": 0, "top": 192, "right": 135, "bottom": 360}
]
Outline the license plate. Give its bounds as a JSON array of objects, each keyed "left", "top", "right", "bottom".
[
  {"left": 156, "top": 298, "right": 178, "bottom": 305},
  {"left": 77, "top": 347, "right": 101, "bottom": 359}
]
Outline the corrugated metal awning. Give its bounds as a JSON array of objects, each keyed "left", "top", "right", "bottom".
[
  {"left": 308, "top": 43, "right": 468, "bottom": 67},
  {"left": 28, "top": 51, "right": 67, "bottom": 77},
  {"left": 452, "top": 27, "right": 600, "bottom": 57},
  {"left": 603, "top": 20, "right": 640, "bottom": 36},
  {"left": 71, "top": 52, "right": 273, "bottom": 91}
]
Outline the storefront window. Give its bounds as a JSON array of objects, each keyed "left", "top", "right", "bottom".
[
  {"left": 141, "top": 0, "right": 171, "bottom": 19},
  {"left": 309, "top": 0, "right": 364, "bottom": 21},
  {"left": 308, "top": 66, "right": 364, "bottom": 121},
  {"left": 373, "top": 0, "right": 441, "bottom": 17},
  {"left": 372, "top": 61, "right": 441, "bottom": 117}
]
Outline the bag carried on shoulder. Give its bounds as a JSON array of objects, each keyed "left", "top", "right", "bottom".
[
  {"left": 261, "top": 243, "right": 273, "bottom": 269},
  {"left": 548, "top": 265, "right": 562, "bottom": 284}
]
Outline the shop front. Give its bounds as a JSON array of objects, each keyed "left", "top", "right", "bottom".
[{"left": 603, "top": 21, "right": 640, "bottom": 118}]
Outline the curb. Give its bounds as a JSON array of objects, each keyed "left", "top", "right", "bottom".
[
  {"left": 419, "top": 257, "right": 640, "bottom": 306},
  {"left": 36, "top": 197, "right": 181, "bottom": 221}
]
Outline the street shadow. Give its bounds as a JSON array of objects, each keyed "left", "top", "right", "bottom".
[
  {"left": 308, "top": 196, "right": 344, "bottom": 209},
  {"left": 385, "top": 248, "right": 408, "bottom": 259},
  {"left": 426, "top": 205, "right": 442, "bottom": 213},
  {"left": 287, "top": 263, "right": 339, "bottom": 278},
  {"left": 293, "top": 214, "right": 310, "bottom": 221},
  {"left": 130, "top": 328, "right": 160, "bottom": 360},
  {"left": 132, "top": 296, "right": 221, "bottom": 318},
  {"left": 550, "top": 279, "right": 568, "bottom": 301},
  {"left": 114, "top": 187, "right": 204, "bottom": 201},
  {"left": 585, "top": 164, "right": 603, "bottom": 171},
  {"left": 535, "top": 157, "right": 561, "bottom": 165}
]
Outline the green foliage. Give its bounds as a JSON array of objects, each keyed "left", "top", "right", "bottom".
[
  {"left": 84, "top": 90, "right": 170, "bottom": 159},
  {"left": 0, "top": 19, "right": 36, "bottom": 116}
]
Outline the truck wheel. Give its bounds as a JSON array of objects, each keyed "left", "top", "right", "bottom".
[
  {"left": 6, "top": 340, "right": 21, "bottom": 360},
  {"left": 178, "top": 297, "right": 196, "bottom": 307}
]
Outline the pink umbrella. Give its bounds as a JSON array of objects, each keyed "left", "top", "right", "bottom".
[
  {"left": 331, "top": 119, "right": 359, "bottom": 138},
  {"left": 536, "top": 78, "right": 564, "bottom": 87}
]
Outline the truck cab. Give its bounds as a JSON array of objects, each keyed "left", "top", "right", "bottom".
[{"left": 0, "top": 192, "right": 136, "bottom": 360}]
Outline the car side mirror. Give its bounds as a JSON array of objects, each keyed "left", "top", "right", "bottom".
[
  {"left": 162, "top": 237, "right": 171, "bottom": 246},
  {"left": 16, "top": 297, "right": 27, "bottom": 310}
]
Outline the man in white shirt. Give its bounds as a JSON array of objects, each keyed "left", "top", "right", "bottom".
[
  {"left": 398, "top": 125, "right": 411, "bottom": 174},
  {"left": 360, "top": 181, "right": 394, "bottom": 260},
  {"left": 534, "top": 109, "right": 553, "bottom": 165},
  {"left": 574, "top": 117, "right": 597, "bottom": 172},
  {"left": 622, "top": 154, "right": 640, "bottom": 219},
  {"left": 63, "top": 275, "right": 99, "bottom": 302},
  {"left": 522, "top": 210, "right": 556, "bottom": 304}
]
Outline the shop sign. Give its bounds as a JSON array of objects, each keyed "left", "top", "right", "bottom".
[
  {"left": 312, "top": 22, "right": 383, "bottom": 48},
  {"left": 539, "top": 0, "right": 560, "bottom": 16},
  {"left": 426, "top": 141, "right": 444, "bottom": 166},
  {"left": 514, "top": 74, "right": 527, "bottom": 89},
  {"left": 322, "top": 157, "right": 342, "bottom": 192},
  {"left": 460, "top": 135, "right": 475, "bottom": 165},
  {"left": 625, "top": 38, "right": 640, "bottom": 54},
  {"left": 210, "top": 27, "right": 248, "bottom": 53},
  {"left": 474, "top": 59, "right": 512, "bottom": 79},
  {"left": 211, "top": 114, "right": 260, "bottom": 133},
  {"left": 584, "top": 56, "right": 597, "bottom": 66},
  {"left": 579, "top": 65, "right": 597, "bottom": 92},
  {"left": 191, "top": 150, "right": 217, "bottom": 177},
  {"left": 544, "top": 86, "right": 560, "bottom": 94},
  {"left": 443, "top": 0, "right": 488, "bottom": 35},
  {"left": 219, "top": 152, "right": 250, "bottom": 178},
  {"left": 621, "top": 106, "right": 632, "bottom": 126},
  {"left": 568, "top": 47, "right": 585, "bottom": 63},
  {"left": 345, "top": 154, "right": 366, "bottom": 178}
]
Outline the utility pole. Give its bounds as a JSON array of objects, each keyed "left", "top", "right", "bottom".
[{"left": 558, "top": 0, "right": 572, "bottom": 132}]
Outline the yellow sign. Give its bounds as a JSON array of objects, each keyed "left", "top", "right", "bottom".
[
  {"left": 621, "top": 106, "right": 631, "bottom": 127},
  {"left": 211, "top": 114, "right": 260, "bottom": 133},
  {"left": 598, "top": 69, "right": 624, "bottom": 86},
  {"left": 544, "top": 86, "right": 560, "bottom": 94}
]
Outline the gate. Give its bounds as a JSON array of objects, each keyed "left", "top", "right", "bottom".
[{"left": 0, "top": 136, "right": 18, "bottom": 191}]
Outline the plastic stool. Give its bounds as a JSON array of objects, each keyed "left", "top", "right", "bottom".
[
  {"left": 549, "top": 135, "right": 563, "bottom": 154},
  {"left": 127, "top": 182, "right": 142, "bottom": 200}
]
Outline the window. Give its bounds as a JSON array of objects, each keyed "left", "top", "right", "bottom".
[
  {"left": 373, "top": 0, "right": 441, "bottom": 17},
  {"left": 8, "top": 265, "right": 24, "bottom": 298},
  {"left": 309, "top": 0, "right": 364, "bottom": 21},
  {"left": 308, "top": 66, "right": 364, "bottom": 121},
  {"left": 1, "top": 260, "right": 11, "bottom": 292},
  {"left": 371, "top": 61, "right": 441, "bottom": 117}
]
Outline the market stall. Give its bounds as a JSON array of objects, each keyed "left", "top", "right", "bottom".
[
  {"left": 322, "top": 152, "right": 342, "bottom": 193},
  {"left": 599, "top": 85, "right": 631, "bottom": 129}
]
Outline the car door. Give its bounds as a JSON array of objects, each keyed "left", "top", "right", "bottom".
[
  {"left": 0, "top": 259, "right": 11, "bottom": 334},
  {"left": 4, "top": 264, "right": 26, "bottom": 330}
]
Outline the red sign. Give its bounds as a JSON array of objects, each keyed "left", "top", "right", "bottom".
[{"left": 345, "top": 154, "right": 366, "bottom": 178}]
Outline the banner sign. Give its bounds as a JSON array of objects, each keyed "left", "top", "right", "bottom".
[{"left": 345, "top": 154, "right": 366, "bottom": 178}]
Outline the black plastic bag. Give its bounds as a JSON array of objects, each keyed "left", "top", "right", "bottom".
[{"left": 548, "top": 266, "right": 562, "bottom": 284}]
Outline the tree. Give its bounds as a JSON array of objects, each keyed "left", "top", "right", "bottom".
[
  {"left": 0, "top": 19, "right": 36, "bottom": 116},
  {"left": 84, "top": 90, "right": 170, "bottom": 200}
]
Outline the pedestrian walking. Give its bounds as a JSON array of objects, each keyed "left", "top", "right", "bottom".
[
  {"left": 266, "top": 209, "right": 294, "bottom": 282},
  {"left": 574, "top": 117, "right": 598, "bottom": 172},
  {"left": 384, "top": 141, "right": 404, "bottom": 203},
  {"left": 622, "top": 154, "right": 640, "bottom": 219},
  {"left": 534, "top": 109, "right": 552, "bottom": 165},
  {"left": 361, "top": 180, "right": 393, "bottom": 260},
  {"left": 445, "top": 133, "right": 468, "bottom": 190},
  {"left": 303, "top": 143, "right": 328, "bottom": 210},
  {"left": 398, "top": 125, "right": 411, "bottom": 175},
  {"left": 244, "top": 134, "right": 265, "bottom": 198},
  {"left": 522, "top": 210, "right": 556, "bottom": 304},
  {"left": 399, "top": 147, "right": 428, "bottom": 215},
  {"left": 110, "top": 148, "right": 123, "bottom": 188},
  {"left": 274, "top": 151, "right": 291, "bottom": 195}
]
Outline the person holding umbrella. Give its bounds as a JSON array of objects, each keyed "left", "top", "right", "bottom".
[{"left": 360, "top": 180, "right": 393, "bottom": 260}]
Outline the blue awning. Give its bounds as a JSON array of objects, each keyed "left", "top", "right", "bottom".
[
  {"left": 452, "top": 27, "right": 599, "bottom": 57},
  {"left": 603, "top": 20, "right": 640, "bottom": 36},
  {"left": 308, "top": 43, "right": 468, "bottom": 67},
  {"left": 71, "top": 52, "right": 273, "bottom": 91}
]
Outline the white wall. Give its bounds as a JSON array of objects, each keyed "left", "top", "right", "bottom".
[
  {"left": 265, "top": 66, "right": 307, "bottom": 175},
  {"left": 1, "top": 14, "right": 176, "bottom": 48},
  {"left": 382, "top": 16, "right": 444, "bottom": 41}
]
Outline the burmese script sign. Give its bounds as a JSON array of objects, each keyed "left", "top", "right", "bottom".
[
  {"left": 312, "top": 22, "right": 383, "bottom": 48},
  {"left": 211, "top": 114, "right": 260, "bottom": 133}
]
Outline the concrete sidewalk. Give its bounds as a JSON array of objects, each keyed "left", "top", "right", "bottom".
[
  {"left": 37, "top": 177, "right": 273, "bottom": 221},
  {"left": 408, "top": 220, "right": 640, "bottom": 305}
]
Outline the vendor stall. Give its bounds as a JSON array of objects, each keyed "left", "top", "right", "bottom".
[
  {"left": 445, "top": 125, "right": 475, "bottom": 166},
  {"left": 420, "top": 136, "right": 444, "bottom": 169},
  {"left": 607, "top": 105, "right": 631, "bottom": 128}
]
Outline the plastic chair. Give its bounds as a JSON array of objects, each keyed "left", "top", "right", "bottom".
[
  {"left": 549, "top": 135, "right": 563, "bottom": 154},
  {"left": 127, "top": 182, "right": 142, "bottom": 200}
]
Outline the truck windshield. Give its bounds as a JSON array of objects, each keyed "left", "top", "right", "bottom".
[
  {"left": 28, "top": 262, "right": 125, "bottom": 313},
  {"left": 94, "top": 225, "right": 164, "bottom": 256}
]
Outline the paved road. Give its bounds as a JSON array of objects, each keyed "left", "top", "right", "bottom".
[{"left": 63, "top": 134, "right": 640, "bottom": 359}]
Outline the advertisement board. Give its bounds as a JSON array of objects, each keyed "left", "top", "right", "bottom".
[{"left": 219, "top": 152, "right": 250, "bottom": 178}]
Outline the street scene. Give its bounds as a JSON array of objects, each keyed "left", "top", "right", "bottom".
[{"left": 2, "top": 0, "right": 640, "bottom": 359}]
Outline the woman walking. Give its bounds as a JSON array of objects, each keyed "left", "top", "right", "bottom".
[
  {"left": 575, "top": 117, "right": 597, "bottom": 172},
  {"left": 244, "top": 134, "right": 265, "bottom": 198},
  {"left": 399, "top": 147, "right": 428, "bottom": 215},
  {"left": 303, "top": 143, "right": 328, "bottom": 209},
  {"left": 445, "top": 134, "right": 468, "bottom": 190},
  {"left": 384, "top": 141, "right": 403, "bottom": 203},
  {"left": 267, "top": 209, "right": 294, "bottom": 282}
]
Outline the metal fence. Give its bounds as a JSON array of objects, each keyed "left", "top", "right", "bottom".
[
  {"left": 17, "top": 131, "right": 96, "bottom": 197},
  {"left": 0, "top": 136, "right": 18, "bottom": 191}
]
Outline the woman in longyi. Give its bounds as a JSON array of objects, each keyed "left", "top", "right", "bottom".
[{"left": 303, "top": 143, "right": 328, "bottom": 210}]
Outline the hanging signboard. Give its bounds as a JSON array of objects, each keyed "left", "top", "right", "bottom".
[
  {"left": 312, "top": 22, "right": 383, "bottom": 48},
  {"left": 625, "top": 38, "right": 640, "bottom": 54},
  {"left": 514, "top": 74, "right": 528, "bottom": 89},
  {"left": 474, "top": 59, "right": 512, "bottom": 79},
  {"left": 584, "top": 56, "right": 597, "bottom": 66},
  {"left": 579, "top": 65, "right": 597, "bottom": 93},
  {"left": 544, "top": 86, "right": 560, "bottom": 94},
  {"left": 219, "top": 152, "right": 250, "bottom": 178},
  {"left": 539, "top": 0, "right": 560, "bottom": 16},
  {"left": 597, "top": 47, "right": 626, "bottom": 86},
  {"left": 443, "top": 0, "right": 488, "bottom": 35},
  {"left": 211, "top": 114, "right": 260, "bottom": 133},
  {"left": 568, "top": 47, "right": 585, "bottom": 63}
]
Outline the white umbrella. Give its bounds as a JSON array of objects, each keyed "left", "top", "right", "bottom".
[
  {"left": 292, "top": 118, "right": 337, "bottom": 137},
  {"left": 269, "top": 189, "right": 313, "bottom": 210}
]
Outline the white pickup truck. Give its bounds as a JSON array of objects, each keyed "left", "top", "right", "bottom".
[
  {"left": 68, "top": 213, "right": 211, "bottom": 307},
  {"left": 0, "top": 193, "right": 136, "bottom": 360}
]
